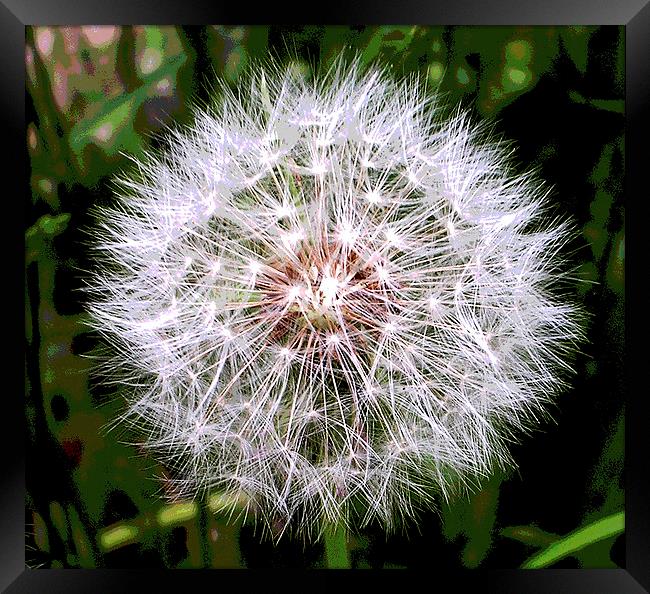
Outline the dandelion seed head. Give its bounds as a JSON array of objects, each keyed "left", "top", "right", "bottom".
[{"left": 86, "top": 58, "right": 583, "bottom": 540}]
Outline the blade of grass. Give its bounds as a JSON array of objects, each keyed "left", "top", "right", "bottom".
[{"left": 521, "top": 510, "right": 624, "bottom": 569}]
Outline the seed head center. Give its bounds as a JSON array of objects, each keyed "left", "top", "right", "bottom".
[{"left": 255, "top": 238, "right": 387, "bottom": 343}]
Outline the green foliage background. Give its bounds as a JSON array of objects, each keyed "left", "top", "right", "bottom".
[{"left": 25, "top": 25, "right": 624, "bottom": 569}]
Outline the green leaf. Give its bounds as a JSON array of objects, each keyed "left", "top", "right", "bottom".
[
  {"left": 68, "top": 505, "right": 96, "bottom": 567},
  {"left": 560, "top": 27, "right": 594, "bottom": 74},
  {"left": 590, "top": 98, "right": 624, "bottom": 114},
  {"left": 500, "top": 525, "right": 560, "bottom": 548},
  {"left": 68, "top": 52, "right": 187, "bottom": 159},
  {"left": 590, "top": 142, "right": 614, "bottom": 186},
  {"left": 521, "top": 511, "right": 624, "bottom": 569},
  {"left": 26, "top": 213, "right": 71, "bottom": 239},
  {"left": 99, "top": 524, "right": 140, "bottom": 551},
  {"left": 569, "top": 91, "right": 624, "bottom": 115},
  {"left": 360, "top": 26, "right": 417, "bottom": 65},
  {"left": 156, "top": 501, "right": 198, "bottom": 526}
]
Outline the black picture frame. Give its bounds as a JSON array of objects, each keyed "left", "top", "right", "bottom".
[{"left": 9, "top": 2, "right": 646, "bottom": 591}]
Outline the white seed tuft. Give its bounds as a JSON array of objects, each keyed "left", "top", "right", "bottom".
[{"left": 85, "top": 59, "right": 583, "bottom": 540}]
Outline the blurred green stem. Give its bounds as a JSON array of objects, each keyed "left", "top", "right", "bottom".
[{"left": 324, "top": 524, "right": 350, "bottom": 569}]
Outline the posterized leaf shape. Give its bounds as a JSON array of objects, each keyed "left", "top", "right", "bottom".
[
  {"left": 569, "top": 91, "right": 624, "bottom": 115},
  {"left": 360, "top": 26, "right": 418, "bottom": 65},
  {"left": 559, "top": 26, "right": 595, "bottom": 74},
  {"left": 68, "top": 52, "right": 187, "bottom": 161},
  {"left": 500, "top": 525, "right": 560, "bottom": 548},
  {"left": 521, "top": 511, "right": 624, "bottom": 569}
]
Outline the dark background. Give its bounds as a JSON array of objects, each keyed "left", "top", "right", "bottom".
[{"left": 25, "top": 25, "right": 624, "bottom": 568}]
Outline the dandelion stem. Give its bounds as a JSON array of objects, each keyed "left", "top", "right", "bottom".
[{"left": 324, "top": 524, "right": 350, "bottom": 569}]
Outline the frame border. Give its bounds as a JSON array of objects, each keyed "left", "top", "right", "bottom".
[{"left": 10, "top": 2, "right": 647, "bottom": 591}]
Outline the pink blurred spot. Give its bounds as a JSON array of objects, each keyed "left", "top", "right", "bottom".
[
  {"left": 25, "top": 46, "right": 36, "bottom": 85},
  {"left": 82, "top": 26, "right": 119, "bottom": 48},
  {"left": 69, "top": 55, "right": 82, "bottom": 76},
  {"left": 35, "top": 27, "right": 54, "bottom": 59},
  {"left": 27, "top": 125, "right": 38, "bottom": 150},
  {"left": 94, "top": 123, "right": 113, "bottom": 143},
  {"left": 156, "top": 78, "right": 172, "bottom": 95},
  {"left": 61, "top": 27, "right": 80, "bottom": 55}
]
